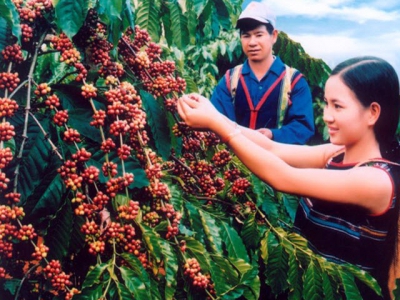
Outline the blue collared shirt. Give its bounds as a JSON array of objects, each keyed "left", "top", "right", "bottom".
[{"left": 211, "top": 57, "right": 315, "bottom": 144}]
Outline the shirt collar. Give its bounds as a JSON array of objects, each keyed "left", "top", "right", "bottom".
[{"left": 241, "top": 56, "right": 285, "bottom": 77}]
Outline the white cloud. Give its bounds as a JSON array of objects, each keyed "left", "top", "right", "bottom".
[
  {"left": 266, "top": 0, "right": 399, "bottom": 22},
  {"left": 287, "top": 32, "right": 400, "bottom": 75}
]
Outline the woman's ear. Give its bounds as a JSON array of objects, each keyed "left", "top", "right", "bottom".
[{"left": 368, "top": 102, "right": 381, "bottom": 126}]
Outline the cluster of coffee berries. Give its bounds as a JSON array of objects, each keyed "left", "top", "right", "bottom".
[
  {"left": 1, "top": 44, "right": 24, "bottom": 64},
  {"left": 117, "top": 200, "right": 140, "bottom": 222},
  {"left": 32, "top": 244, "right": 49, "bottom": 260},
  {"left": 183, "top": 258, "right": 210, "bottom": 289},
  {"left": 0, "top": 205, "right": 29, "bottom": 259},
  {"left": 212, "top": 149, "right": 232, "bottom": 167},
  {"left": 34, "top": 82, "right": 51, "bottom": 97},
  {"left": 0, "top": 97, "right": 19, "bottom": 118},
  {"left": 163, "top": 203, "right": 182, "bottom": 239},
  {"left": 0, "top": 147, "right": 14, "bottom": 169},
  {"left": 81, "top": 83, "right": 97, "bottom": 99},
  {"left": 53, "top": 110, "right": 69, "bottom": 126},
  {"left": 57, "top": 148, "right": 97, "bottom": 191},
  {"left": 43, "top": 260, "right": 73, "bottom": 292},
  {"left": 147, "top": 180, "right": 172, "bottom": 201},
  {"left": 0, "top": 72, "right": 20, "bottom": 92},
  {"left": 231, "top": 178, "right": 251, "bottom": 196},
  {"left": 21, "top": 24, "right": 34, "bottom": 42}
]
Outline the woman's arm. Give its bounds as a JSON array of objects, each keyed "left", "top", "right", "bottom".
[
  {"left": 234, "top": 122, "right": 342, "bottom": 168},
  {"left": 177, "top": 94, "right": 393, "bottom": 215},
  {"left": 182, "top": 94, "right": 341, "bottom": 168}
]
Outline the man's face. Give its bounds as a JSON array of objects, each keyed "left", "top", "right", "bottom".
[{"left": 240, "top": 24, "right": 277, "bottom": 63}]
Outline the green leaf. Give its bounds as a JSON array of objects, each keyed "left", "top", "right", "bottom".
[
  {"left": 140, "top": 90, "right": 171, "bottom": 160},
  {"left": 122, "top": 0, "right": 135, "bottom": 30},
  {"left": 338, "top": 268, "right": 363, "bottom": 300},
  {"left": 34, "top": 52, "right": 69, "bottom": 85},
  {"left": 0, "top": 0, "right": 20, "bottom": 42},
  {"left": 73, "top": 283, "right": 103, "bottom": 300},
  {"left": 159, "top": 240, "right": 178, "bottom": 300},
  {"left": 10, "top": 116, "right": 66, "bottom": 225},
  {"left": 393, "top": 278, "right": 400, "bottom": 299},
  {"left": 182, "top": 72, "right": 198, "bottom": 93},
  {"left": 287, "top": 251, "right": 302, "bottom": 300},
  {"left": 68, "top": 108, "right": 102, "bottom": 143},
  {"left": 28, "top": 174, "right": 66, "bottom": 222},
  {"left": 139, "top": 223, "right": 163, "bottom": 263},
  {"left": 55, "top": 0, "right": 89, "bottom": 39},
  {"left": 43, "top": 199, "right": 73, "bottom": 260},
  {"left": 240, "top": 259, "right": 261, "bottom": 300},
  {"left": 198, "top": 210, "right": 223, "bottom": 253},
  {"left": 98, "top": 0, "right": 124, "bottom": 46},
  {"left": 344, "top": 264, "right": 381, "bottom": 296},
  {"left": 241, "top": 213, "right": 260, "bottom": 249},
  {"left": 209, "top": 254, "right": 240, "bottom": 295},
  {"left": 287, "top": 232, "right": 312, "bottom": 266},
  {"left": 265, "top": 238, "right": 289, "bottom": 295},
  {"left": 166, "top": 0, "right": 189, "bottom": 49},
  {"left": 135, "top": 0, "right": 161, "bottom": 42},
  {"left": 0, "top": 18, "right": 9, "bottom": 56},
  {"left": 192, "top": 0, "right": 208, "bottom": 17},
  {"left": 260, "top": 230, "right": 269, "bottom": 263},
  {"left": 185, "top": 201, "right": 206, "bottom": 245},
  {"left": 303, "top": 261, "right": 323, "bottom": 300},
  {"left": 213, "top": 0, "right": 231, "bottom": 30},
  {"left": 281, "top": 193, "right": 300, "bottom": 223},
  {"left": 119, "top": 265, "right": 151, "bottom": 298},
  {"left": 115, "top": 281, "right": 135, "bottom": 299},
  {"left": 120, "top": 253, "right": 149, "bottom": 280},
  {"left": 169, "top": 184, "right": 184, "bottom": 213},
  {"left": 183, "top": 237, "right": 211, "bottom": 272},
  {"left": 219, "top": 219, "right": 249, "bottom": 261},
  {"left": 82, "top": 263, "right": 109, "bottom": 289},
  {"left": 321, "top": 271, "right": 339, "bottom": 300},
  {"left": 2, "top": 279, "right": 20, "bottom": 296}
]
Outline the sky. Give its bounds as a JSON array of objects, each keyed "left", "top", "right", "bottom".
[{"left": 250, "top": 0, "right": 400, "bottom": 76}]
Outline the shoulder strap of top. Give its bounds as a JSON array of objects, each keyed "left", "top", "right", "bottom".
[
  {"left": 277, "top": 65, "right": 296, "bottom": 128},
  {"left": 225, "top": 64, "right": 243, "bottom": 101}
]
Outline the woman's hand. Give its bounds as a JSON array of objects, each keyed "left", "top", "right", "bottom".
[{"left": 177, "top": 93, "right": 223, "bottom": 131}]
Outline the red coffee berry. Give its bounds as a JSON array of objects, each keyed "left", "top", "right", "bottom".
[
  {"left": 63, "top": 128, "right": 81, "bottom": 143},
  {"left": 53, "top": 110, "right": 69, "bottom": 126}
]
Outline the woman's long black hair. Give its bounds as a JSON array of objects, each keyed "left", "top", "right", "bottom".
[{"left": 331, "top": 56, "right": 400, "bottom": 296}]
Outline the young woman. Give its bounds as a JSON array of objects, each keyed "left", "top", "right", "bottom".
[{"left": 177, "top": 56, "right": 400, "bottom": 299}]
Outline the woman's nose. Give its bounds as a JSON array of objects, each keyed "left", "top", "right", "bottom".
[{"left": 322, "top": 107, "right": 334, "bottom": 123}]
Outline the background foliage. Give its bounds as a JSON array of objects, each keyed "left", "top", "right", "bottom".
[{"left": 0, "top": 0, "right": 396, "bottom": 299}]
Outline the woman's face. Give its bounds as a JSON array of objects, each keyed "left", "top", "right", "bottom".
[{"left": 323, "top": 75, "right": 372, "bottom": 146}]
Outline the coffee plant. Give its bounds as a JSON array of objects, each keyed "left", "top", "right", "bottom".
[{"left": 0, "top": 0, "right": 397, "bottom": 299}]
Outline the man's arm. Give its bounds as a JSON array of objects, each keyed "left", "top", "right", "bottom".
[{"left": 269, "top": 76, "right": 315, "bottom": 144}]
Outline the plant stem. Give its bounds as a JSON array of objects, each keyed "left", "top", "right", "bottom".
[
  {"left": 14, "top": 263, "right": 40, "bottom": 300},
  {"left": 13, "top": 31, "right": 48, "bottom": 193}
]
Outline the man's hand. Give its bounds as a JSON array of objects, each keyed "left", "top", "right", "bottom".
[{"left": 257, "top": 128, "right": 273, "bottom": 139}]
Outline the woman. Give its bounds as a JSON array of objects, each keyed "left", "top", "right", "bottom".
[{"left": 177, "top": 56, "right": 400, "bottom": 299}]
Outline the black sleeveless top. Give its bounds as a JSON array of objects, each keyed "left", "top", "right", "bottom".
[{"left": 294, "top": 153, "right": 400, "bottom": 299}]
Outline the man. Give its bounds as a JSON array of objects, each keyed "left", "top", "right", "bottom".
[{"left": 211, "top": 1, "right": 314, "bottom": 144}]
